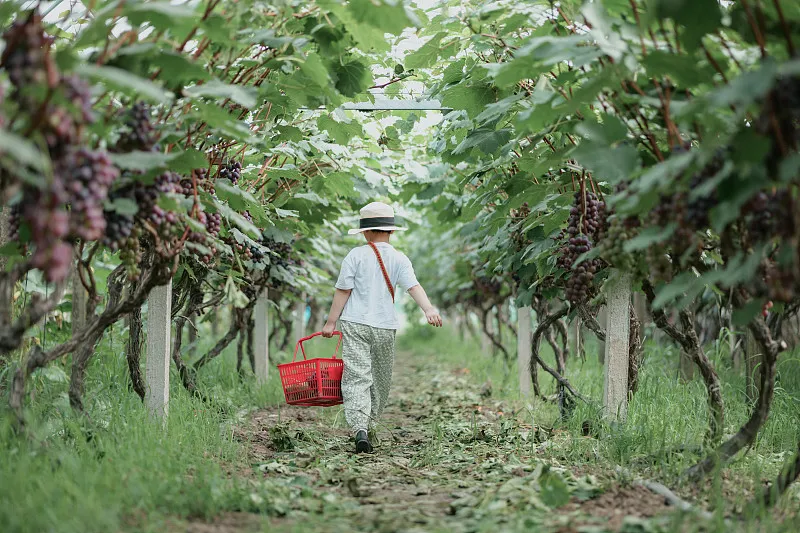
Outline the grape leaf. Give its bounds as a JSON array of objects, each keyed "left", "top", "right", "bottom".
[
  {"left": 76, "top": 64, "right": 173, "bottom": 103},
  {"left": 215, "top": 179, "right": 263, "bottom": 215},
  {"left": 405, "top": 32, "right": 447, "bottom": 69},
  {"left": 443, "top": 58, "right": 467, "bottom": 84},
  {"left": 301, "top": 53, "right": 332, "bottom": 88},
  {"left": 0, "top": 129, "right": 50, "bottom": 174},
  {"left": 275, "top": 126, "right": 305, "bottom": 143},
  {"left": 642, "top": 51, "right": 715, "bottom": 88},
  {"left": 570, "top": 143, "right": 641, "bottom": 183},
  {"left": 453, "top": 128, "right": 513, "bottom": 155},
  {"left": 574, "top": 114, "right": 628, "bottom": 145},
  {"left": 318, "top": 115, "right": 363, "bottom": 144},
  {"left": 348, "top": 0, "right": 414, "bottom": 35},
  {"left": 104, "top": 198, "right": 139, "bottom": 216},
  {"left": 441, "top": 84, "right": 495, "bottom": 118},
  {"left": 171, "top": 149, "right": 210, "bottom": 175},
  {"left": 216, "top": 203, "right": 261, "bottom": 239},
  {"left": 655, "top": 0, "right": 722, "bottom": 51},
  {"left": 333, "top": 60, "right": 373, "bottom": 97},
  {"left": 125, "top": 2, "right": 196, "bottom": 31},
  {"left": 184, "top": 79, "right": 258, "bottom": 109},
  {"left": 315, "top": 171, "right": 358, "bottom": 198},
  {"left": 189, "top": 102, "right": 258, "bottom": 143},
  {"left": 149, "top": 53, "right": 211, "bottom": 85},
  {"left": 109, "top": 151, "right": 175, "bottom": 171}
]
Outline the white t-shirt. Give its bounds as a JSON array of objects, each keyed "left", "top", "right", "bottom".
[{"left": 335, "top": 243, "right": 419, "bottom": 330}]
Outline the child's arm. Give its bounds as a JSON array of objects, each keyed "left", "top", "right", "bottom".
[
  {"left": 322, "top": 288, "right": 352, "bottom": 337},
  {"left": 408, "top": 285, "right": 443, "bottom": 327}
]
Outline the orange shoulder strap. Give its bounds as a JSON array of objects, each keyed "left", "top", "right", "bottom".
[{"left": 367, "top": 242, "right": 395, "bottom": 303}]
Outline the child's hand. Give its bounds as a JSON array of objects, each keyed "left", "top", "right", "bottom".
[
  {"left": 321, "top": 322, "right": 337, "bottom": 338},
  {"left": 425, "top": 308, "right": 443, "bottom": 327}
]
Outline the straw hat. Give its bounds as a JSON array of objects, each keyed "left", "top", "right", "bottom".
[{"left": 347, "top": 202, "right": 408, "bottom": 235}]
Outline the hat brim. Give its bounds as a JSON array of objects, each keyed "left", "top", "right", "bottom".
[{"left": 348, "top": 226, "right": 407, "bottom": 235}]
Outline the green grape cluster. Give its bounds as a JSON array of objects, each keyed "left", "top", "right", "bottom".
[{"left": 598, "top": 217, "right": 635, "bottom": 272}]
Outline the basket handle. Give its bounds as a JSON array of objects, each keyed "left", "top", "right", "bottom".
[{"left": 292, "top": 331, "right": 343, "bottom": 362}]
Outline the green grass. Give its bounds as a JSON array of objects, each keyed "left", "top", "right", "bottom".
[
  {"left": 399, "top": 320, "right": 800, "bottom": 514},
  {"left": 1, "top": 317, "right": 798, "bottom": 532},
  {"left": 0, "top": 318, "right": 288, "bottom": 533}
]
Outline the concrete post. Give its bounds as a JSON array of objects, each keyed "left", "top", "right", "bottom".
[
  {"left": 145, "top": 279, "right": 172, "bottom": 419},
  {"left": 518, "top": 306, "right": 532, "bottom": 397},
  {"left": 253, "top": 289, "right": 270, "bottom": 384},
  {"left": 602, "top": 271, "right": 631, "bottom": 422}
]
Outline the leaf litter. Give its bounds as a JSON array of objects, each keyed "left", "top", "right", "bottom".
[{"left": 220, "top": 353, "right": 682, "bottom": 533}]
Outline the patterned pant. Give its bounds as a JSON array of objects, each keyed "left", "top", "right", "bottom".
[{"left": 339, "top": 320, "right": 396, "bottom": 434}]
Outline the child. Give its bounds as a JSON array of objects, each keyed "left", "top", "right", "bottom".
[{"left": 322, "top": 201, "right": 442, "bottom": 453}]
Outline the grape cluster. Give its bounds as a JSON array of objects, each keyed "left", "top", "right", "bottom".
[
  {"left": 103, "top": 208, "right": 135, "bottom": 250},
  {"left": 196, "top": 168, "right": 214, "bottom": 194},
  {"left": 249, "top": 244, "right": 265, "bottom": 262},
  {"left": 116, "top": 102, "right": 157, "bottom": 152},
  {"left": 598, "top": 216, "right": 635, "bottom": 272},
  {"left": 1, "top": 13, "right": 122, "bottom": 282},
  {"left": 20, "top": 191, "right": 71, "bottom": 281},
  {"left": 219, "top": 161, "right": 242, "bottom": 185},
  {"left": 102, "top": 167, "right": 185, "bottom": 278},
  {"left": 0, "top": 11, "right": 52, "bottom": 101},
  {"left": 63, "top": 148, "right": 119, "bottom": 241},
  {"left": 560, "top": 235, "right": 599, "bottom": 305},
  {"left": 258, "top": 238, "right": 300, "bottom": 286},
  {"left": 205, "top": 212, "right": 221, "bottom": 236},
  {"left": 224, "top": 235, "right": 253, "bottom": 260},
  {"left": 263, "top": 238, "right": 294, "bottom": 267},
  {"left": 566, "top": 190, "right": 605, "bottom": 242},
  {"left": 103, "top": 171, "right": 179, "bottom": 249},
  {"left": 179, "top": 168, "right": 214, "bottom": 197},
  {"left": 556, "top": 190, "right": 606, "bottom": 304},
  {"left": 119, "top": 228, "right": 143, "bottom": 280}
]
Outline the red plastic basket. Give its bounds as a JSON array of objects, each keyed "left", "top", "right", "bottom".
[{"left": 277, "top": 331, "right": 344, "bottom": 407}]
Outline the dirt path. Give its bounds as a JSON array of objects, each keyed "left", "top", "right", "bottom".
[{"left": 228, "top": 353, "right": 673, "bottom": 533}]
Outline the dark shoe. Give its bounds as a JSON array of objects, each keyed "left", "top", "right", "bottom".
[{"left": 355, "top": 430, "right": 373, "bottom": 454}]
